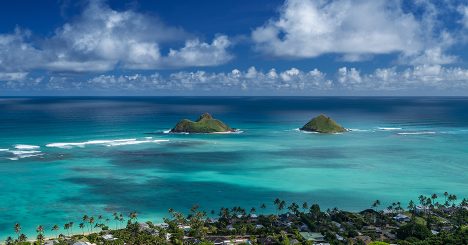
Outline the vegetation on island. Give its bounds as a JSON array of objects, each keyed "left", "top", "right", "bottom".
[
  {"left": 4, "top": 192, "right": 467, "bottom": 245},
  {"left": 300, "top": 114, "right": 346, "bottom": 133},
  {"left": 170, "top": 113, "right": 234, "bottom": 133}
]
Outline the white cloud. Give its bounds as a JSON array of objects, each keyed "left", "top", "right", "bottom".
[
  {"left": 4, "top": 65, "right": 468, "bottom": 94},
  {"left": 459, "top": 5, "right": 468, "bottom": 29},
  {"left": 0, "top": 72, "right": 29, "bottom": 81},
  {"left": 0, "top": 0, "right": 233, "bottom": 73},
  {"left": 164, "top": 35, "right": 233, "bottom": 67},
  {"left": 252, "top": 0, "right": 422, "bottom": 58}
]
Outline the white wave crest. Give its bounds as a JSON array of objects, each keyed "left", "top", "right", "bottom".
[
  {"left": 14, "top": 144, "right": 40, "bottom": 150},
  {"left": 348, "top": 128, "right": 372, "bottom": 132},
  {"left": 397, "top": 132, "right": 436, "bottom": 135},
  {"left": 377, "top": 127, "right": 402, "bottom": 131},
  {"left": 46, "top": 138, "right": 169, "bottom": 149},
  {"left": 9, "top": 150, "right": 43, "bottom": 159},
  {"left": 0, "top": 148, "right": 9, "bottom": 152}
]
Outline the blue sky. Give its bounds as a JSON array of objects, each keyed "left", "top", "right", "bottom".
[{"left": 1, "top": 0, "right": 468, "bottom": 95}]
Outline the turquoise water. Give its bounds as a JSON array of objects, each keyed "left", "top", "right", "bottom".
[{"left": 0, "top": 97, "right": 467, "bottom": 239}]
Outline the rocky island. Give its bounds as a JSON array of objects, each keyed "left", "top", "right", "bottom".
[
  {"left": 170, "top": 113, "right": 235, "bottom": 133},
  {"left": 300, "top": 114, "right": 346, "bottom": 133}
]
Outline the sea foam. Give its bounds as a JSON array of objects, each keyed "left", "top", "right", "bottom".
[
  {"left": 377, "top": 127, "right": 402, "bottom": 131},
  {"left": 397, "top": 132, "right": 436, "bottom": 135},
  {"left": 14, "top": 144, "right": 40, "bottom": 150},
  {"left": 46, "top": 138, "right": 169, "bottom": 149}
]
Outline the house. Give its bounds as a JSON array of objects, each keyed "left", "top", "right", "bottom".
[
  {"left": 299, "top": 232, "right": 325, "bottom": 243},
  {"left": 226, "top": 224, "right": 236, "bottom": 231},
  {"left": 393, "top": 214, "right": 410, "bottom": 222},
  {"left": 44, "top": 240, "right": 59, "bottom": 245},
  {"left": 255, "top": 224, "right": 264, "bottom": 229},
  {"left": 72, "top": 242, "right": 96, "bottom": 245},
  {"left": 222, "top": 238, "right": 251, "bottom": 245},
  {"left": 102, "top": 234, "right": 117, "bottom": 241}
]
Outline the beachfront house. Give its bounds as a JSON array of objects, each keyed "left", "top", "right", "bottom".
[
  {"left": 393, "top": 213, "right": 411, "bottom": 222},
  {"left": 299, "top": 232, "right": 326, "bottom": 243}
]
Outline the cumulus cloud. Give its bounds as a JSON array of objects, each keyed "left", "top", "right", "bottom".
[
  {"left": 252, "top": 0, "right": 422, "bottom": 58},
  {"left": 6, "top": 65, "right": 467, "bottom": 94},
  {"left": 251, "top": 0, "right": 463, "bottom": 66},
  {"left": 0, "top": 0, "right": 233, "bottom": 73}
]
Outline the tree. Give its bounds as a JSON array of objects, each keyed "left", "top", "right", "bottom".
[
  {"left": 89, "top": 216, "right": 95, "bottom": 232},
  {"left": 372, "top": 200, "right": 381, "bottom": 211},
  {"left": 18, "top": 233, "right": 27, "bottom": 242},
  {"left": 260, "top": 203, "right": 266, "bottom": 214},
  {"left": 5, "top": 236, "right": 13, "bottom": 245},
  {"left": 52, "top": 224, "right": 59, "bottom": 238},
  {"left": 79, "top": 223, "right": 85, "bottom": 235},
  {"left": 302, "top": 202, "right": 308, "bottom": 213},
  {"left": 64, "top": 223, "right": 70, "bottom": 236},
  {"left": 408, "top": 200, "right": 416, "bottom": 215},
  {"left": 288, "top": 202, "right": 299, "bottom": 215},
  {"left": 431, "top": 193, "right": 438, "bottom": 205},
  {"left": 36, "top": 233, "right": 44, "bottom": 245},
  {"left": 396, "top": 222, "right": 431, "bottom": 240},
  {"left": 36, "top": 225, "right": 44, "bottom": 245},
  {"left": 14, "top": 223, "right": 21, "bottom": 240}
]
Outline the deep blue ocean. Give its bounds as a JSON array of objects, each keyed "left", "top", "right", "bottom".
[{"left": 0, "top": 97, "right": 467, "bottom": 238}]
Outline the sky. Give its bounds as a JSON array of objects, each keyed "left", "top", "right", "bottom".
[{"left": 1, "top": 0, "right": 468, "bottom": 96}]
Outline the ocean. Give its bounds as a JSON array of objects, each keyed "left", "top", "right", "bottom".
[{"left": 0, "top": 96, "right": 467, "bottom": 238}]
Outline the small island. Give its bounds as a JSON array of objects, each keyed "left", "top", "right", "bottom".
[
  {"left": 300, "top": 114, "right": 346, "bottom": 133},
  {"left": 170, "top": 113, "right": 235, "bottom": 133}
]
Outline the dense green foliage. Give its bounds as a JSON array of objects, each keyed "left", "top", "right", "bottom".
[
  {"left": 170, "top": 113, "right": 233, "bottom": 133},
  {"left": 397, "top": 222, "right": 432, "bottom": 240},
  {"left": 300, "top": 114, "right": 346, "bottom": 133},
  {"left": 4, "top": 193, "right": 467, "bottom": 245}
]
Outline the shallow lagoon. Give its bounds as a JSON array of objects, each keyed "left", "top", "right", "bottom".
[{"left": 0, "top": 97, "right": 467, "bottom": 238}]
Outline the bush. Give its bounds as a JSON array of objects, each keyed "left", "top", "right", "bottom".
[{"left": 396, "top": 222, "right": 431, "bottom": 240}]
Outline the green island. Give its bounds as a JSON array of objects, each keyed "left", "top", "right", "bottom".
[
  {"left": 300, "top": 115, "right": 346, "bottom": 134},
  {"left": 170, "top": 113, "right": 234, "bottom": 133},
  {"left": 4, "top": 193, "right": 467, "bottom": 245}
]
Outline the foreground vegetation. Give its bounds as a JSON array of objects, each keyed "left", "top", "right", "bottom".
[{"left": 4, "top": 192, "right": 468, "bottom": 245}]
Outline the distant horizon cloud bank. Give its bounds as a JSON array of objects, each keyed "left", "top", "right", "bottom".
[{"left": 0, "top": 0, "right": 468, "bottom": 95}]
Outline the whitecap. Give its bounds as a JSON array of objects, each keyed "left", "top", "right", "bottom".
[
  {"left": 46, "top": 138, "right": 169, "bottom": 149},
  {"left": 348, "top": 128, "right": 372, "bottom": 132},
  {"left": 377, "top": 127, "right": 402, "bottom": 131},
  {"left": 14, "top": 144, "right": 40, "bottom": 150},
  {"left": 8, "top": 150, "right": 43, "bottom": 159},
  {"left": 397, "top": 132, "right": 436, "bottom": 135},
  {"left": 162, "top": 129, "right": 171, "bottom": 134},
  {"left": 0, "top": 148, "right": 9, "bottom": 152}
]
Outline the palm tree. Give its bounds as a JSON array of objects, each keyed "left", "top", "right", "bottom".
[
  {"left": 52, "top": 224, "right": 59, "bottom": 238},
  {"left": 18, "top": 234, "right": 27, "bottom": 242},
  {"left": 69, "top": 222, "right": 74, "bottom": 235},
  {"left": 64, "top": 223, "right": 70, "bottom": 236},
  {"left": 302, "top": 202, "right": 308, "bottom": 213},
  {"left": 431, "top": 193, "right": 438, "bottom": 205},
  {"left": 89, "top": 216, "right": 95, "bottom": 232},
  {"left": 129, "top": 211, "right": 138, "bottom": 223},
  {"left": 250, "top": 207, "right": 256, "bottom": 215},
  {"left": 448, "top": 194, "right": 457, "bottom": 206},
  {"left": 36, "top": 225, "right": 44, "bottom": 245},
  {"left": 113, "top": 212, "right": 119, "bottom": 229},
  {"left": 14, "top": 223, "right": 21, "bottom": 240},
  {"left": 408, "top": 200, "right": 416, "bottom": 215},
  {"left": 372, "top": 200, "right": 380, "bottom": 211},
  {"left": 274, "top": 198, "right": 281, "bottom": 214},
  {"left": 278, "top": 200, "right": 286, "bottom": 214},
  {"left": 288, "top": 202, "right": 299, "bottom": 215},
  {"left": 5, "top": 236, "right": 13, "bottom": 245},
  {"left": 260, "top": 203, "right": 266, "bottom": 214},
  {"left": 79, "top": 223, "right": 85, "bottom": 235},
  {"left": 36, "top": 233, "right": 44, "bottom": 245},
  {"left": 444, "top": 192, "right": 449, "bottom": 203},
  {"left": 82, "top": 215, "right": 89, "bottom": 231}
]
